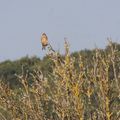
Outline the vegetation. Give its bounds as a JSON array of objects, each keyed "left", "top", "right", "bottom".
[{"left": 0, "top": 40, "right": 120, "bottom": 120}]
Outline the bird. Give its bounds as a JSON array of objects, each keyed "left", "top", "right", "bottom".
[{"left": 41, "top": 33, "right": 48, "bottom": 50}]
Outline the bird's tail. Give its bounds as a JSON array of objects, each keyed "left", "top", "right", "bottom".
[{"left": 42, "top": 46, "right": 46, "bottom": 50}]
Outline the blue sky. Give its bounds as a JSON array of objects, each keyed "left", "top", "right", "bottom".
[{"left": 0, "top": 0, "right": 120, "bottom": 61}]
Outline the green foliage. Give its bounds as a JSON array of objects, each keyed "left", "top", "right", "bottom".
[{"left": 0, "top": 56, "right": 42, "bottom": 88}]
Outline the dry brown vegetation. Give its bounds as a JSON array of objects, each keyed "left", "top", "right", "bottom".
[{"left": 0, "top": 40, "right": 120, "bottom": 120}]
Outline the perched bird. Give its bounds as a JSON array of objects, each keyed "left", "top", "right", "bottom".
[{"left": 41, "top": 33, "right": 48, "bottom": 50}]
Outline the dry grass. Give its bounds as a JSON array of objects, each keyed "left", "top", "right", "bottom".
[{"left": 0, "top": 40, "right": 120, "bottom": 120}]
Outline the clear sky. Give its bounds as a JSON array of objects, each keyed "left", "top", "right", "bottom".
[{"left": 0, "top": 0, "right": 120, "bottom": 61}]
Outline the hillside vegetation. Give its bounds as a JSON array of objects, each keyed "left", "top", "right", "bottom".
[{"left": 0, "top": 40, "right": 120, "bottom": 120}]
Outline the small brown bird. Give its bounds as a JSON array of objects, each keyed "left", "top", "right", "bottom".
[{"left": 41, "top": 33, "right": 48, "bottom": 50}]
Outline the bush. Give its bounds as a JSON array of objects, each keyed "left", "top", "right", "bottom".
[{"left": 0, "top": 40, "right": 120, "bottom": 120}]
